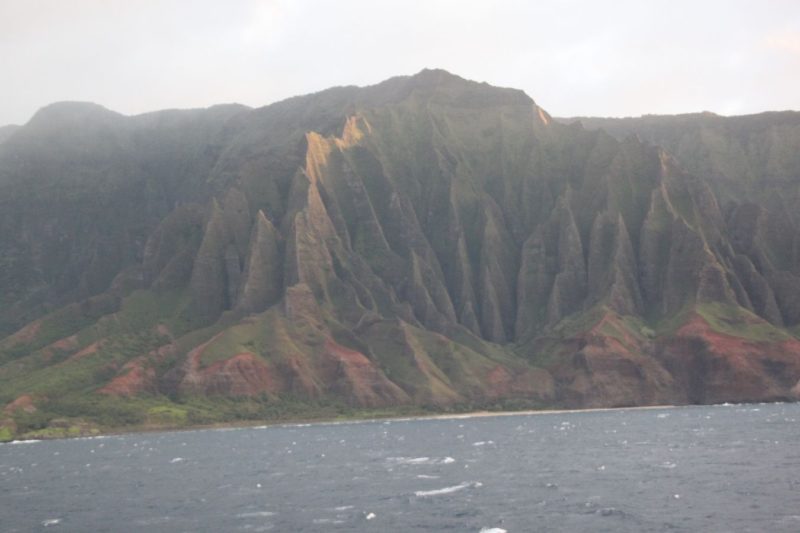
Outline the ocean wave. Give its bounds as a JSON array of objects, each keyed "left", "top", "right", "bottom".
[
  {"left": 387, "top": 456, "right": 456, "bottom": 466},
  {"left": 415, "top": 481, "right": 482, "bottom": 497},
  {"left": 236, "top": 511, "right": 276, "bottom": 518}
]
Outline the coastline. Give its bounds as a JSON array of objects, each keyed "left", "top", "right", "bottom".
[{"left": 2, "top": 403, "right": 689, "bottom": 444}]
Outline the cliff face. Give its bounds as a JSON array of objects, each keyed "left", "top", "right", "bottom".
[{"left": 2, "top": 70, "right": 800, "bottom": 437}]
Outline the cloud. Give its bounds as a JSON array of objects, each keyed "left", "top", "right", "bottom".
[
  {"left": 0, "top": 0, "right": 798, "bottom": 125},
  {"left": 767, "top": 31, "right": 800, "bottom": 56}
]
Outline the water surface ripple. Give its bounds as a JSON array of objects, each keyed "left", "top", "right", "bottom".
[{"left": 2, "top": 403, "right": 799, "bottom": 532}]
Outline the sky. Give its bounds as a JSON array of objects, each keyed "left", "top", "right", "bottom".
[{"left": 1, "top": 0, "right": 799, "bottom": 125}]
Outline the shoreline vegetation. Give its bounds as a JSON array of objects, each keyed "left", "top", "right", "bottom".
[{"left": 4, "top": 401, "right": 737, "bottom": 444}]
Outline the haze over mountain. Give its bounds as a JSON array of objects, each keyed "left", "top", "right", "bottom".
[{"left": 2, "top": 70, "right": 800, "bottom": 440}]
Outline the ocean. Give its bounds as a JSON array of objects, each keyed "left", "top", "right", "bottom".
[{"left": 2, "top": 403, "right": 799, "bottom": 532}]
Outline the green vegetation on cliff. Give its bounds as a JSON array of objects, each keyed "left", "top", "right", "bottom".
[{"left": 2, "top": 70, "right": 800, "bottom": 440}]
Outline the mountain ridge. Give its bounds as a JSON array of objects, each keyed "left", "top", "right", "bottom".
[{"left": 2, "top": 69, "right": 799, "bottom": 441}]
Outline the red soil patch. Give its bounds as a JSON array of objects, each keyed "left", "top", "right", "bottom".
[
  {"left": 323, "top": 338, "right": 372, "bottom": 366},
  {"left": 320, "top": 338, "right": 409, "bottom": 406},
  {"left": 6, "top": 320, "right": 42, "bottom": 344},
  {"left": 3, "top": 394, "right": 37, "bottom": 415},
  {"left": 588, "top": 313, "right": 638, "bottom": 347},
  {"left": 100, "top": 343, "right": 177, "bottom": 396},
  {"left": 660, "top": 313, "right": 800, "bottom": 402},
  {"left": 41, "top": 335, "right": 79, "bottom": 360},
  {"left": 485, "top": 365, "right": 554, "bottom": 400},
  {"left": 199, "top": 353, "right": 282, "bottom": 397},
  {"left": 549, "top": 310, "right": 678, "bottom": 407},
  {"left": 277, "top": 353, "right": 323, "bottom": 398},
  {"left": 676, "top": 313, "right": 800, "bottom": 363},
  {"left": 100, "top": 361, "right": 156, "bottom": 396},
  {"left": 487, "top": 365, "right": 512, "bottom": 390},
  {"left": 66, "top": 340, "right": 104, "bottom": 362},
  {"left": 172, "top": 332, "right": 291, "bottom": 397}
]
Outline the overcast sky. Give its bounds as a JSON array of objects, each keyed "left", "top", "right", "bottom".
[{"left": 1, "top": 0, "right": 799, "bottom": 125}]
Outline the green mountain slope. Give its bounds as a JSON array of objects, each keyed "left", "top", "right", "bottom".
[{"left": 2, "top": 70, "right": 800, "bottom": 440}]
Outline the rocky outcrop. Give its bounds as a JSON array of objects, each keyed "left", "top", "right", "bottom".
[
  {"left": 544, "top": 310, "right": 676, "bottom": 408},
  {"left": 237, "top": 211, "right": 282, "bottom": 313},
  {"left": 546, "top": 201, "right": 587, "bottom": 324},
  {"left": 657, "top": 313, "right": 800, "bottom": 403},
  {"left": 188, "top": 201, "right": 231, "bottom": 323}
]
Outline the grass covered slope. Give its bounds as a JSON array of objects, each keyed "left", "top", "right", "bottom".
[{"left": 2, "top": 70, "right": 800, "bottom": 440}]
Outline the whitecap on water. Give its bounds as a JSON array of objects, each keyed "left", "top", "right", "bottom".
[
  {"left": 416, "top": 474, "right": 439, "bottom": 479},
  {"left": 387, "top": 456, "right": 430, "bottom": 465},
  {"left": 169, "top": 457, "right": 184, "bottom": 464},
  {"left": 415, "top": 481, "right": 482, "bottom": 497},
  {"left": 42, "top": 518, "right": 61, "bottom": 527},
  {"left": 236, "top": 511, "right": 276, "bottom": 518},
  {"left": 313, "top": 518, "right": 345, "bottom": 524},
  {"left": 387, "top": 456, "right": 455, "bottom": 466},
  {"left": 74, "top": 435, "right": 109, "bottom": 441},
  {"left": 596, "top": 507, "right": 625, "bottom": 517},
  {"left": 479, "top": 528, "right": 507, "bottom": 533}
]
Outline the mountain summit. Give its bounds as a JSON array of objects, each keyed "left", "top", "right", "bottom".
[{"left": 2, "top": 70, "right": 800, "bottom": 439}]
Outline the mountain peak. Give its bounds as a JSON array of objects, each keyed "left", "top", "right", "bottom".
[
  {"left": 25, "top": 102, "right": 124, "bottom": 133},
  {"left": 408, "top": 68, "right": 466, "bottom": 84},
  {"left": 394, "top": 68, "right": 533, "bottom": 108}
]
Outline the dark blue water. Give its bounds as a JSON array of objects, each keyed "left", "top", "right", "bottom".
[{"left": 2, "top": 403, "right": 800, "bottom": 532}]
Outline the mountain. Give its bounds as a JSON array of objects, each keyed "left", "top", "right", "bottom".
[
  {"left": 2, "top": 70, "right": 800, "bottom": 440},
  {"left": 0, "top": 124, "right": 20, "bottom": 144}
]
